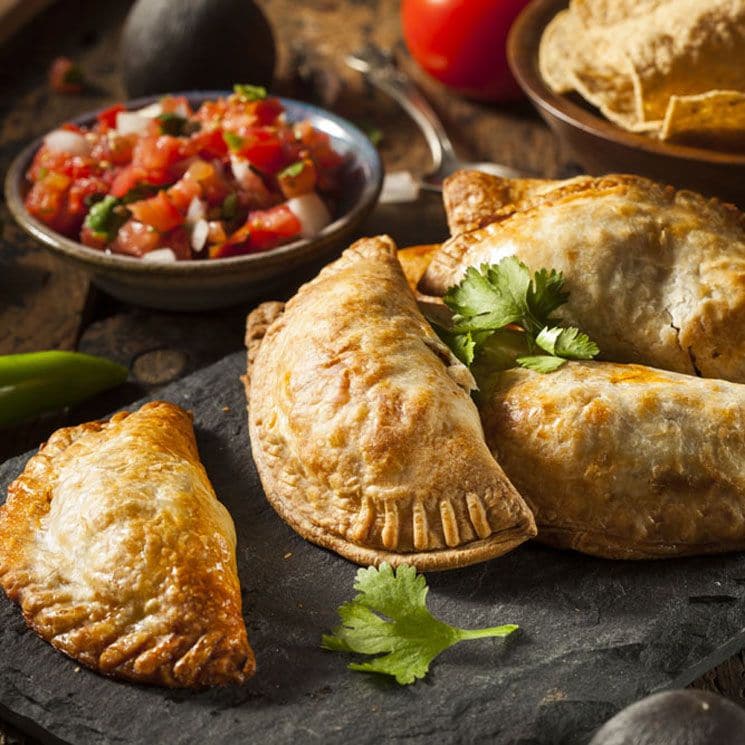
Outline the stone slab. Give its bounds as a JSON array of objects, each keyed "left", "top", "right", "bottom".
[{"left": 2, "top": 352, "right": 745, "bottom": 745}]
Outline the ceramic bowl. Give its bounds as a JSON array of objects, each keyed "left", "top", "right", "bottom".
[
  {"left": 507, "top": 0, "right": 745, "bottom": 208},
  {"left": 5, "top": 92, "right": 383, "bottom": 311}
]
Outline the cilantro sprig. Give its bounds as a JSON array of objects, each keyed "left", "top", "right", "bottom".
[
  {"left": 233, "top": 83, "right": 267, "bottom": 102},
  {"left": 439, "top": 258, "right": 598, "bottom": 373},
  {"left": 322, "top": 563, "right": 518, "bottom": 685}
]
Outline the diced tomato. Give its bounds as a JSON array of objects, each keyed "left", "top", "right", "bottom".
[
  {"left": 230, "top": 127, "right": 284, "bottom": 173},
  {"left": 110, "top": 165, "right": 147, "bottom": 198},
  {"left": 110, "top": 220, "right": 161, "bottom": 257},
  {"left": 68, "top": 177, "right": 109, "bottom": 216},
  {"left": 49, "top": 57, "right": 85, "bottom": 94},
  {"left": 184, "top": 160, "right": 229, "bottom": 204},
  {"left": 277, "top": 159, "right": 316, "bottom": 199},
  {"left": 188, "top": 127, "right": 228, "bottom": 159},
  {"left": 225, "top": 203, "right": 301, "bottom": 253},
  {"left": 167, "top": 177, "right": 202, "bottom": 212},
  {"left": 90, "top": 132, "right": 135, "bottom": 166},
  {"left": 27, "top": 147, "right": 97, "bottom": 181},
  {"left": 253, "top": 98, "right": 284, "bottom": 126},
  {"left": 195, "top": 99, "right": 228, "bottom": 124},
  {"left": 132, "top": 135, "right": 183, "bottom": 174},
  {"left": 24, "top": 172, "right": 80, "bottom": 234},
  {"left": 80, "top": 225, "right": 108, "bottom": 250},
  {"left": 97, "top": 103, "right": 125, "bottom": 131},
  {"left": 160, "top": 95, "right": 192, "bottom": 117},
  {"left": 161, "top": 226, "right": 192, "bottom": 260},
  {"left": 127, "top": 190, "right": 183, "bottom": 232}
]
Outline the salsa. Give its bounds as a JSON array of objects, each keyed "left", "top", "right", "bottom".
[{"left": 24, "top": 86, "right": 343, "bottom": 261}]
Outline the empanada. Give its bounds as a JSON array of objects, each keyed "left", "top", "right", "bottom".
[
  {"left": 0, "top": 401, "right": 254, "bottom": 687},
  {"left": 479, "top": 361, "right": 745, "bottom": 559},
  {"left": 422, "top": 173, "right": 745, "bottom": 383},
  {"left": 246, "top": 236, "right": 536, "bottom": 570}
]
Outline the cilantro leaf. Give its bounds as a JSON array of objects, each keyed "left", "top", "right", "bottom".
[
  {"left": 156, "top": 112, "right": 187, "bottom": 136},
  {"left": 526, "top": 267, "right": 568, "bottom": 328},
  {"left": 279, "top": 161, "right": 305, "bottom": 179},
  {"left": 233, "top": 83, "right": 267, "bottom": 101},
  {"left": 444, "top": 263, "right": 525, "bottom": 332},
  {"left": 223, "top": 131, "right": 245, "bottom": 151},
  {"left": 516, "top": 355, "right": 568, "bottom": 373},
  {"left": 322, "top": 563, "right": 518, "bottom": 685},
  {"left": 438, "top": 257, "right": 600, "bottom": 375},
  {"left": 535, "top": 326, "right": 600, "bottom": 360}
]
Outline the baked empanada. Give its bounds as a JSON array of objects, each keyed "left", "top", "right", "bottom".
[
  {"left": 246, "top": 236, "right": 536, "bottom": 570},
  {"left": 0, "top": 401, "right": 254, "bottom": 687},
  {"left": 422, "top": 173, "right": 745, "bottom": 383},
  {"left": 479, "top": 361, "right": 745, "bottom": 559}
]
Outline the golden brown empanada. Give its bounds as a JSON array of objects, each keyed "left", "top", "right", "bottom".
[
  {"left": 422, "top": 172, "right": 745, "bottom": 383},
  {"left": 246, "top": 236, "right": 536, "bottom": 570},
  {"left": 0, "top": 401, "right": 254, "bottom": 687},
  {"left": 479, "top": 361, "right": 745, "bottom": 559}
]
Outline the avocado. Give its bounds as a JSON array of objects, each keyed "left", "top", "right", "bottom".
[
  {"left": 121, "top": 0, "right": 276, "bottom": 98},
  {"left": 589, "top": 690, "right": 745, "bottom": 745}
]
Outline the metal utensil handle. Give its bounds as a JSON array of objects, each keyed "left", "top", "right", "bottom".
[{"left": 346, "top": 52, "right": 459, "bottom": 176}]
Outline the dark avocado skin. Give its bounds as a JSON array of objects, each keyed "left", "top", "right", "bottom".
[
  {"left": 590, "top": 690, "right": 745, "bottom": 745},
  {"left": 121, "top": 0, "right": 276, "bottom": 98}
]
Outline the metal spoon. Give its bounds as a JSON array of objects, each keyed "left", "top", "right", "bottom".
[{"left": 346, "top": 46, "right": 531, "bottom": 190}]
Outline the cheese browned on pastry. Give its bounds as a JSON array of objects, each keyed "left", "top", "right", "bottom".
[
  {"left": 422, "top": 172, "right": 745, "bottom": 383},
  {"left": 0, "top": 401, "right": 254, "bottom": 687},
  {"left": 479, "top": 361, "right": 745, "bottom": 559},
  {"left": 246, "top": 236, "right": 536, "bottom": 570}
]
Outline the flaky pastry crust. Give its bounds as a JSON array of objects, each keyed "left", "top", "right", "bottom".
[
  {"left": 245, "top": 236, "right": 536, "bottom": 570},
  {"left": 0, "top": 401, "right": 254, "bottom": 687},
  {"left": 423, "top": 172, "right": 745, "bottom": 383},
  {"left": 479, "top": 361, "right": 745, "bottom": 559}
]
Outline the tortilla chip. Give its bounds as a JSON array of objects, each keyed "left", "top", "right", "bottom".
[
  {"left": 539, "top": 10, "right": 581, "bottom": 94},
  {"left": 661, "top": 90, "right": 745, "bottom": 149},
  {"left": 626, "top": 0, "right": 745, "bottom": 123},
  {"left": 571, "top": 0, "right": 667, "bottom": 26}
]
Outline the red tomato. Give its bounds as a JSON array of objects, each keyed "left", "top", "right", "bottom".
[
  {"left": 188, "top": 127, "right": 228, "bottom": 159},
  {"left": 68, "top": 176, "right": 109, "bottom": 216},
  {"left": 128, "top": 191, "right": 183, "bottom": 232},
  {"left": 132, "top": 135, "right": 183, "bottom": 174},
  {"left": 24, "top": 173, "right": 80, "bottom": 234},
  {"left": 231, "top": 127, "right": 284, "bottom": 173},
  {"left": 167, "top": 177, "right": 202, "bottom": 212},
  {"left": 253, "top": 98, "right": 284, "bottom": 126},
  {"left": 110, "top": 165, "right": 147, "bottom": 198},
  {"left": 97, "top": 103, "right": 125, "bottom": 131},
  {"left": 401, "top": 0, "right": 530, "bottom": 101},
  {"left": 110, "top": 220, "right": 161, "bottom": 257},
  {"left": 49, "top": 57, "right": 84, "bottom": 94},
  {"left": 227, "top": 204, "right": 301, "bottom": 253}
]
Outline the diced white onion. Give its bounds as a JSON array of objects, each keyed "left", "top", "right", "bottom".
[
  {"left": 191, "top": 219, "right": 209, "bottom": 252},
  {"left": 379, "top": 170, "right": 420, "bottom": 204},
  {"left": 186, "top": 196, "right": 207, "bottom": 225},
  {"left": 135, "top": 102, "right": 163, "bottom": 118},
  {"left": 44, "top": 129, "right": 90, "bottom": 156},
  {"left": 142, "top": 248, "right": 177, "bottom": 262},
  {"left": 287, "top": 192, "right": 332, "bottom": 238},
  {"left": 116, "top": 111, "right": 151, "bottom": 136},
  {"left": 230, "top": 155, "right": 251, "bottom": 186}
]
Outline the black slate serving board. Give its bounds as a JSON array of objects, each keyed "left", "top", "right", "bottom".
[{"left": 2, "top": 351, "right": 745, "bottom": 745}]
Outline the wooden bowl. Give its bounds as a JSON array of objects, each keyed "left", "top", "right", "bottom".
[
  {"left": 5, "top": 92, "right": 382, "bottom": 311},
  {"left": 507, "top": 0, "right": 745, "bottom": 207}
]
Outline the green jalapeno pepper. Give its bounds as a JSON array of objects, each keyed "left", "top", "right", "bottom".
[{"left": 0, "top": 351, "right": 128, "bottom": 427}]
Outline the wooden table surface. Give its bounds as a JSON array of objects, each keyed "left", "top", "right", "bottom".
[{"left": 1, "top": 1, "right": 743, "bottom": 742}]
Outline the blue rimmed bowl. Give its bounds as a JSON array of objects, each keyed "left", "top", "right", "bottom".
[{"left": 5, "top": 92, "right": 383, "bottom": 311}]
